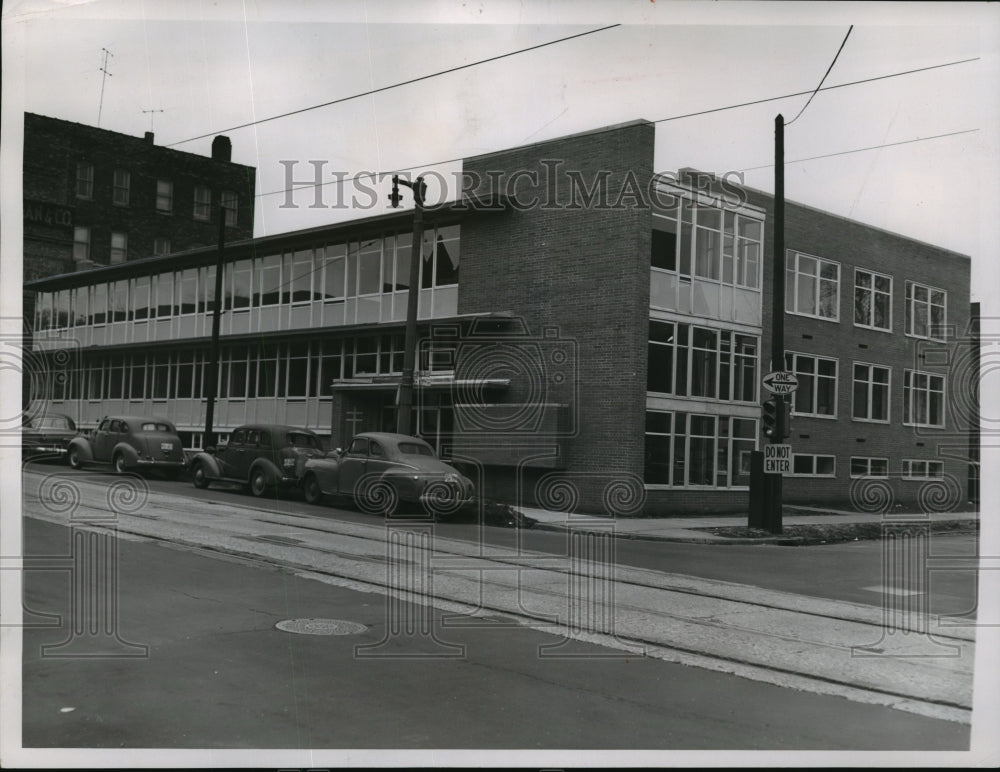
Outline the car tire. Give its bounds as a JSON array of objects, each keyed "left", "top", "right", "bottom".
[
  {"left": 249, "top": 467, "right": 271, "bottom": 498},
  {"left": 302, "top": 473, "right": 323, "bottom": 505},
  {"left": 191, "top": 461, "right": 210, "bottom": 489},
  {"left": 67, "top": 447, "right": 85, "bottom": 470},
  {"left": 113, "top": 452, "right": 128, "bottom": 475}
]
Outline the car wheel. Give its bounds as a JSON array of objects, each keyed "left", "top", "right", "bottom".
[
  {"left": 302, "top": 473, "right": 323, "bottom": 505},
  {"left": 191, "top": 462, "right": 210, "bottom": 489},
  {"left": 249, "top": 467, "right": 271, "bottom": 498},
  {"left": 113, "top": 452, "right": 128, "bottom": 475},
  {"left": 67, "top": 447, "right": 85, "bottom": 470}
]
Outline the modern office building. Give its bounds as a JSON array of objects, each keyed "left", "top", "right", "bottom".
[{"left": 25, "top": 120, "right": 975, "bottom": 515}]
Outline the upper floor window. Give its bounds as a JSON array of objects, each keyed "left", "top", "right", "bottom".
[
  {"left": 153, "top": 237, "right": 171, "bottom": 256},
  {"left": 110, "top": 232, "right": 127, "bottom": 264},
  {"left": 221, "top": 191, "right": 238, "bottom": 226},
  {"left": 193, "top": 185, "right": 212, "bottom": 221},
  {"left": 905, "top": 281, "right": 946, "bottom": 340},
  {"left": 903, "top": 369, "right": 945, "bottom": 428},
  {"left": 786, "top": 252, "right": 839, "bottom": 321},
  {"left": 156, "top": 179, "right": 173, "bottom": 213},
  {"left": 73, "top": 226, "right": 90, "bottom": 262},
  {"left": 113, "top": 169, "right": 131, "bottom": 206},
  {"left": 785, "top": 352, "right": 838, "bottom": 417},
  {"left": 648, "top": 320, "right": 758, "bottom": 402},
  {"left": 852, "top": 362, "right": 890, "bottom": 422},
  {"left": 854, "top": 268, "right": 891, "bottom": 331},
  {"left": 75, "top": 162, "right": 93, "bottom": 199}
]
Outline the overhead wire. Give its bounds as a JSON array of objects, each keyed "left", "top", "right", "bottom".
[{"left": 784, "top": 25, "right": 854, "bottom": 127}]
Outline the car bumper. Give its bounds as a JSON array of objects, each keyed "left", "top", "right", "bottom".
[
  {"left": 134, "top": 458, "right": 186, "bottom": 468},
  {"left": 23, "top": 446, "right": 68, "bottom": 456}
]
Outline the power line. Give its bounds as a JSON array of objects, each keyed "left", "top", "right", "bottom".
[
  {"left": 738, "top": 128, "right": 978, "bottom": 172},
  {"left": 167, "top": 24, "right": 621, "bottom": 147},
  {"left": 785, "top": 25, "right": 853, "bottom": 126},
  {"left": 252, "top": 56, "right": 979, "bottom": 202}
]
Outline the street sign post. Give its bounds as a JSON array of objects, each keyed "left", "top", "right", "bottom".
[
  {"left": 762, "top": 371, "right": 799, "bottom": 395},
  {"left": 764, "top": 444, "right": 791, "bottom": 474}
]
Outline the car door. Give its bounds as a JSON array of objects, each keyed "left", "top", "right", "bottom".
[
  {"left": 337, "top": 437, "right": 369, "bottom": 494},
  {"left": 92, "top": 419, "right": 117, "bottom": 461},
  {"left": 216, "top": 428, "right": 247, "bottom": 479}
]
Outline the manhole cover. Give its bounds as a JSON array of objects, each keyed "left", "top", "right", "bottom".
[{"left": 275, "top": 618, "right": 368, "bottom": 636}]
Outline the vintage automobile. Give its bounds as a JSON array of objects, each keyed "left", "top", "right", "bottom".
[
  {"left": 188, "top": 424, "right": 326, "bottom": 497},
  {"left": 22, "top": 412, "right": 78, "bottom": 460},
  {"left": 66, "top": 415, "right": 185, "bottom": 477},
  {"left": 301, "top": 432, "right": 475, "bottom": 516}
]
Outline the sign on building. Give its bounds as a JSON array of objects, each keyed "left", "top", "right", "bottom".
[{"left": 764, "top": 444, "right": 791, "bottom": 474}]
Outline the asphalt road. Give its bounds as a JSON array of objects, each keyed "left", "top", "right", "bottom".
[
  {"left": 22, "top": 460, "right": 980, "bottom": 616},
  {"left": 19, "top": 516, "right": 970, "bottom": 752}
]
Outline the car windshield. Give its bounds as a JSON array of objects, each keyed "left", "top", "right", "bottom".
[
  {"left": 286, "top": 432, "right": 321, "bottom": 450},
  {"left": 398, "top": 442, "right": 433, "bottom": 457},
  {"left": 140, "top": 422, "right": 173, "bottom": 432},
  {"left": 30, "top": 416, "right": 75, "bottom": 430}
]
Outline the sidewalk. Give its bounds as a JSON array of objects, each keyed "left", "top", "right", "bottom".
[{"left": 514, "top": 505, "right": 980, "bottom": 544}]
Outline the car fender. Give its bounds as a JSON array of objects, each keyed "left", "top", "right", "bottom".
[
  {"left": 111, "top": 442, "right": 140, "bottom": 466},
  {"left": 303, "top": 457, "right": 341, "bottom": 494},
  {"left": 66, "top": 436, "right": 94, "bottom": 462},
  {"left": 189, "top": 451, "right": 223, "bottom": 479},
  {"left": 249, "top": 457, "right": 282, "bottom": 486}
]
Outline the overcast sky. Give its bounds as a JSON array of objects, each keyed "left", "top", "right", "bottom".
[{"left": 3, "top": 0, "right": 998, "bottom": 301}]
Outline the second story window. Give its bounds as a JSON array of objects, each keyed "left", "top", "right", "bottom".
[
  {"left": 113, "top": 169, "right": 131, "bottom": 206},
  {"left": 156, "top": 179, "right": 173, "bottom": 213},
  {"left": 905, "top": 281, "right": 946, "bottom": 340},
  {"left": 75, "top": 162, "right": 94, "bottom": 199},
  {"left": 73, "top": 226, "right": 90, "bottom": 261},
  {"left": 785, "top": 352, "right": 838, "bottom": 417},
  {"left": 786, "top": 251, "right": 840, "bottom": 321},
  {"left": 193, "top": 185, "right": 212, "bottom": 221},
  {"left": 110, "top": 232, "right": 128, "bottom": 264},
  {"left": 153, "top": 237, "right": 171, "bottom": 256},
  {"left": 221, "top": 191, "right": 238, "bottom": 226},
  {"left": 854, "top": 268, "right": 891, "bottom": 331}
]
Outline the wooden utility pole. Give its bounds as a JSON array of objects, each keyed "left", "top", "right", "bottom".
[{"left": 203, "top": 203, "right": 228, "bottom": 448}]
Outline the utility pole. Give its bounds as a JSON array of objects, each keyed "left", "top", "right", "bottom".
[
  {"left": 767, "top": 114, "right": 787, "bottom": 535},
  {"left": 203, "top": 202, "right": 228, "bottom": 448},
  {"left": 389, "top": 174, "right": 426, "bottom": 436},
  {"left": 97, "top": 48, "right": 114, "bottom": 127}
]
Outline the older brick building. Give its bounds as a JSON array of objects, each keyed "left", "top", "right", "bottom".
[
  {"left": 23, "top": 112, "right": 256, "bottom": 281},
  {"left": 25, "top": 119, "right": 975, "bottom": 515}
]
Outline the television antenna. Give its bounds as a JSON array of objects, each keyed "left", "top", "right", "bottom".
[{"left": 97, "top": 47, "right": 114, "bottom": 126}]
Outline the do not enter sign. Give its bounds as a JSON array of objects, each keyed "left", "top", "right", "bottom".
[{"left": 764, "top": 444, "right": 791, "bottom": 474}]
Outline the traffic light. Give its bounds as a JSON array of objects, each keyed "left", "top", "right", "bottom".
[
  {"left": 388, "top": 175, "right": 402, "bottom": 208},
  {"left": 762, "top": 396, "right": 790, "bottom": 440}
]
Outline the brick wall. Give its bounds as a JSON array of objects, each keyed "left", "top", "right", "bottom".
[{"left": 458, "top": 121, "right": 655, "bottom": 514}]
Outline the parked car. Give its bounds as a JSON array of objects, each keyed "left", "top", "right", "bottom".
[
  {"left": 66, "top": 415, "right": 185, "bottom": 477},
  {"left": 301, "top": 432, "right": 475, "bottom": 516},
  {"left": 188, "top": 424, "right": 326, "bottom": 497},
  {"left": 22, "top": 412, "right": 78, "bottom": 460}
]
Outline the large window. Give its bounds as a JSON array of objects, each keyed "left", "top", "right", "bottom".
[
  {"left": 228, "top": 260, "right": 252, "bottom": 310},
  {"left": 650, "top": 205, "right": 761, "bottom": 289},
  {"left": 644, "top": 411, "right": 756, "bottom": 487},
  {"left": 785, "top": 353, "right": 838, "bottom": 417},
  {"left": 73, "top": 226, "right": 90, "bottom": 262},
  {"left": 648, "top": 320, "right": 758, "bottom": 402},
  {"left": 76, "top": 162, "right": 93, "bottom": 199},
  {"left": 323, "top": 244, "right": 346, "bottom": 301},
  {"left": 286, "top": 250, "right": 315, "bottom": 303},
  {"left": 255, "top": 255, "right": 281, "bottom": 306},
  {"left": 193, "top": 185, "right": 212, "bottom": 221},
  {"left": 110, "top": 232, "right": 127, "bottom": 264},
  {"left": 132, "top": 276, "right": 152, "bottom": 321},
  {"left": 175, "top": 269, "right": 198, "bottom": 315},
  {"left": 852, "top": 363, "right": 890, "bottom": 422},
  {"left": 854, "top": 269, "right": 891, "bottom": 331},
  {"left": 156, "top": 179, "right": 173, "bottom": 213},
  {"left": 792, "top": 454, "right": 836, "bottom": 477},
  {"left": 905, "top": 281, "right": 946, "bottom": 340},
  {"left": 903, "top": 370, "right": 945, "bottom": 427},
  {"left": 851, "top": 457, "right": 888, "bottom": 478},
  {"left": 422, "top": 225, "right": 461, "bottom": 288},
  {"left": 902, "top": 459, "right": 944, "bottom": 480},
  {"left": 786, "top": 252, "right": 839, "bottom": 320},
  {"left": 111, "top": 280, "right": 129, "bottom": 323},
  {"left": 113, "top": 169, "right": 130, "bottom": 206}
]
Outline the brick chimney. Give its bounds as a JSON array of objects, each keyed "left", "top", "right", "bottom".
[
  {"left": 144, "top": 131, "right": 155, "bottom": 144},
  {"left": 211, "top": 135, "right": 232, "bottom": 162}
]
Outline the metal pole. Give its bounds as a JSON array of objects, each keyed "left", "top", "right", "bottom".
[
  {"left": 203, "top": 203, "right": 227, "bottom": 448},
  {"left": 767, "top": 114, "right": 786, "bottom": 534},
  {"left": 396, "top": 178, "right": 425, "bottom": 436}
]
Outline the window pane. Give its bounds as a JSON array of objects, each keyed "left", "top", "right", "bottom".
[
  {"left": 651, "top": 220, "right": 677, "bottom": 271},
  {"left": 816, "top": 456, "right": 835, "bottom": 475},
  {"left": 797, "top": 273, "right": 817, "bottom": 315}
]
